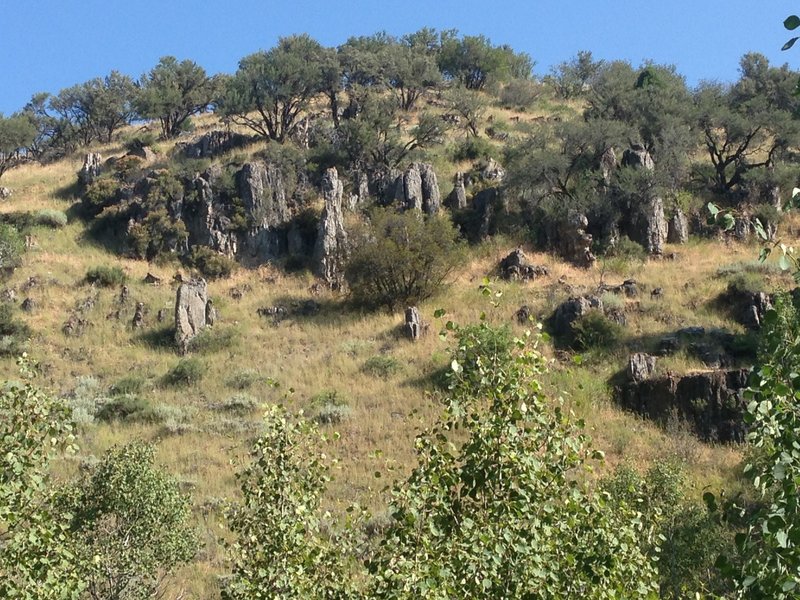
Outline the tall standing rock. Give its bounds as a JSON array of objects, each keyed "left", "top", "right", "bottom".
[
  {"left": 446, "top": 171, "right": 468, "bottom": 210},
  {"left": 313, "top": 168, "right": 348, "bottom": 285},
  {"left": 175, "top": 279, "right": 208, "bottom": 353},
  {"left": 600, "top": 147, "right": 617, "bottom": 185},
  {"left": 184, "top": 172, "right": 238, "bottom": 257},
  {"left": 554, "top": 212, "right": 596, "bottom": 267},
  {"left": 667, "top": 209, "right": 689, "bottom": 244},
  {"left": 238, "top": 161, "right": 292, "bottom": 260},
  {"left": 403, "top": 164, "right": 424, "bottom": 212},
  {"left": 621, "top": 144, "right": 654, "bottom": 171},
  {"left": 78, "top": 153, "right": 103, "bottom": 186},
  {"left": 419, "top": 163, "right": 441, "bottom": 215},
  {"left": 622, "top": 144, "right": 666, "bottom": 254},
  {"left": 404, "top": 307, "right": 423, "bottom": 341}
]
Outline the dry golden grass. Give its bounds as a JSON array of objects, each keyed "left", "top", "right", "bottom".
[{"left": 0, "top": 102, "right": 794, "bottom": 596}]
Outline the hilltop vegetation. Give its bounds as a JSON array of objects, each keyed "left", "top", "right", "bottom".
[{"left": 1, "top": 28, "right": 800, "bottom": 598}]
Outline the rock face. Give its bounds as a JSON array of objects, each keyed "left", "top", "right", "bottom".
[
  {"left": 598, "top": 279, "right": 638, "bottom": 298},
  {"left": 616, "top": 366, "right": 749, "bottom": 442},
  {"left": 667, "top": 209, "right": 689, "bottom": 244},
  {"left": 499, "top": 249, "right": 549, "bottom": 281},
  {"left": 175, "top": 279, "right": 208, "bottom": 353},
  {"left": 446, "top": 172, "right": 468, "bottom": 210},
  {"left": 600, "top": 147, "right": 617, "bottom": 185},
  {"left": 554, "top": 212, "right": 596, "bottom": 267},
  {"left": 180, "top": 130, "right": 251, "bottom": 159},
  {"left": 628, "top": 353, "right": 657, "bottom": 383},
  {"left": 313, "top": 167, "right": 348, "bottom": 285},
  {"left": 621, "top": 144, "right": 654, "bottom": 171},
  {"left": 474, "top": 187, "right": 499, "bottom": 239},
  {"left": 401, "top": 163, "right": 441, "bottom": 214},
  {"left": 551, "top": 295, "right": 603, "bottom": 337},
  {"left": 183, "top": 171, "right": 238, "bottom": 257},
  {"left": 404, "top": 306, "right": 423, "bottom": 341},
  {"left": 78, "top": 153, "right": 103, "bottom": 186},
  {"left": 238, "top": 162, "right": 293, "bottom": 260},
  {"left": 348, "top": 170, "right": 370, "bottom": 211},
  {"left": 631, "top": 195, "right": 668, "bottom": 254}
]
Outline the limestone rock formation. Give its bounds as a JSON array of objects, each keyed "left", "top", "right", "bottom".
[
  {"left": 180, "top": 130, "right": 251, "bottom": 159},
  {"left": 184, "top": 172, "right": 238, "bottom": 257},
  {"left": 401, "top": 163, "right": 441, "bottom": 214},
  {"left": 631, "top": 195, "right": 668, "bottom": 255},
  {"left": 481, "top": 158, "right": 505, "bottom": 182},
  {"left": 621, "top": 144, "right": 654, "bottom": 170},
  {"left": 446, "top": 172, "right": 468, "bottom": 210},
  {"left": 551, "top": 295, "right": 603, "bottom": 337},
  {"left": 78, "top": 153, "right": 103, "bottom": 186},
  {"left": 667, "top": 209, "right": 689, "bottom": 244},
  {"left": 238, "top": 161, "right": 292, "bottom": 260},
  {"left": 0, "top": 187, "right": 12, "bottom": 200},
  {"left": 175, "top": 279, "right": 208, "bottom": 353},
  {"left": 600, "top": 146, "right": 617, "bottom": 185},
  {"left": 555, "top": 212, "right": 596, "bottom": 267},
  {"left": 313, "top": 167, "right": 348, "bottom": 285},
  {"left": 419, "top": 163, "right": 441, "bottom": 215},
  {"left": 403, "top": 164, "right": 423, "bottom": 212},
  {"left": 628, "top": 353, "right": 656, "bottom": 383},
  {"left": 404, "top": 306, "right": 423, "bottom": 341}
]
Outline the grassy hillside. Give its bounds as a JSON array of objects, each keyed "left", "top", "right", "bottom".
[{"left": 1, "top": 102, "right": 797, "bottom": 596}]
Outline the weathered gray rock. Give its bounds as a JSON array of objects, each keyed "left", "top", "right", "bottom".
[
  {"left": 555, "top": 212, "right": 596, "bottom": 267},
  {"left": 132, "top": 302, "right": 145, "bottom": 329},
  {"left": 617, "top": 366, "right": 749, "bottom": 442},
  {"left": 126, "top": 144, "right": 157, "bottom": 162},
  {"left": 0, "top": 187, "right": 12, "bottom": 200},
  {"left": 20, "top": 297, "right": 36, "bottom": 312},
  {"left": 205, "top": 299, "right": 217, "bottom": 326},
  {"left": 78, "top": 153, "right": 103, "bottom": 186},
  {"left": 446, "top": 172, "right": 468, "bottom": 210},
  {"left": 631, "top": 196, "right": 668, "bottom": 255},
  {"left": 238, "top": 162, "right": 292, "bottom": 260},
  {"left": 667, "top": 209, "right": 689, "bottom": 244},
  {"left": 180, "top": 130, "right": 251, "bottom": 159},
  {"left": 551, "top": 295, "right": 603, "bottom": 337},
  {"left": 184, "top": 173, "right": 238, "bottom": 257},
  {"left": 473, "top": 187, "right": 499, "bottom": 239},
  {"left": 481, "top": 158, "right": 505, "bottom": 182},
  {"left": 313, "top": 167, "right": 348, "bottom": 285},
  {"left": 404, "top": 306, "right": 423, "bottom": 341},
  {"left": 628, "top": 353, "right": 656, "bottom": 383},
  {"left": 499, "top": 249, "right": 549, "bottom": 281},
  {"left": 419, "top": 163, "right": 441, "bottom": 215},
  {"left": 348, "top": 170, "right": 370, "bottom": 211},
  {"left": 598, "top": 279, "right": 638, "bottom": 298},
  {"left": 621, "top": 144, "right": 654, "bottom": 170},
  {"left": 734, "top": 217, "right": 752, "bottom": 241},
  {"left": 600, "top": 147, "right": 617, "bottom": 185},
  {"left": 175, "top": 279, "right": 208, "bottom": 353},
  {"left": 515, "top": 305, "right": 533, "bottom": 324},
  {"left": 403, "top": 164, "right": 423, "bottom": 212}
]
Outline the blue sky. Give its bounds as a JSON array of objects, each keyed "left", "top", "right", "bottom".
[{"left": 1, "top": 1, "right": 797, "bottom": 114}]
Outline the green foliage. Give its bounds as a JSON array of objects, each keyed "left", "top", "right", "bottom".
[
  {"left": 164, "top": 357, "right": 204, "bottom": 387},
  {"left": 367, "top": 316, "right": 659, "bottom": 598},
  {"left": 189, "top": 245, "right": 237, "bottom": 279},
  {"left": 498, "top": 78, "right": 542, "bottom": 109},
  {"left": 362, "top": 355, "right": 402, "bottom": 379},
  {"left": 33, "top": 209, "right": 68, "bottom": 228},
  {"left": 136, "top": 56, "right": 217, "bottom": 138},
  {"left": 725, "top": 271, "right": 766, "bottom": 297},
  {"left": 94, "top": 394, "right": 155, "bottom": 424},
  {"left": 109, "top": 375, "right": 145, "bottom": 396},
  {"left": 570, "top": 311, "right": 624, "bottom": 351},
  {"left": 84, "top": 264, "right": 127, "bottom": 287},
  {"left": 127, "top": 208, "right": 188, "bottom": 262},
  {"left": 345, "top": 209, "right": 464, "bottom": 311},
  {"left": 223, "top": 405, "right": 356, "bottom": 599},
  {"left": 60, "top": 442, "right": 198, "bottom": 600},
  {"left": 550, "top": 50, "right": 604, "bottom": 100},
  {"left": 0, "top": 223, "right": 24, "bottom": 276},
  {"left": 0, "top": 302, "right": 30, "bottom": 356},
  {"left": 451, "top": 134, "right": 495, "bottom": 162},
  {"left": 186, "top": 327, "right": 238, "bottom": 354},
  {"left": 82, "top": 177, "right": 121, "bottom": 213},
  {"left": 0, "top": 358, "right": 83, "bottom": 599},
  {"left": 0, "top": 112, "right": 36, "bottom": 180},
  {"left": 438, "top": 33, "right": 533, "bottom": 90}
]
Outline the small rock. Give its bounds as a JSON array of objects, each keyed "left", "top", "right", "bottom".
[
  {"left": 628, "top": 353, "right": 657, "bottom": 383},
  {"left": 515, "top": 305, "right": 533, "bottom": 324},
  {"left": 132, "top": 302, "right": 145, "bottom": 328},
  {"left": 143, "top": 272, "right": 162, "bottom": 285},
  {"left": 20, "top": 298, "right": 36, "bottom": 312}
]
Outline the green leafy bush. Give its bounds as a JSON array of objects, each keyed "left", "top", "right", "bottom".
[
  {"left": 109, "top": 375, "right": 145, "bottom": 396},
  {"left": 0, "top": 224, "right": 24, "bottom": 277},
  {"left": 83, "top": 177, "right": 121, "bottom": 214},
  {"left": 345, "top": 209, "right": 464, "bottom": 311},
  {"left": 451, "top": 136, "right": 495, "bottom": 161},
  {"left": 570, "top": 311, "right": 624, "bottom": 351},
  {"left": 164, "top": 358, "right": 204, "bottom": 387},
  {"left": 33, "top": 209, "right": 68, "bottom": 228},
  {"left": 85, "top": 265, "right": 127, "bottom": 287},
  {"left": 362, "top": 355, "right": 402, "bottom": 379},
  {"left": 0, "top": 303, "right": 30, "bottom": 356},
  {"left": 94, "top": 395, "right": 155, "bottom": 423},
  {"left": 127, "top": 209, "right": 188, "bottom": 262},
  {"left": 189, "top": 246, "right": 237, "bottom": 279},
  {"left": 186, "top": 327, "right": 238, "bottom": 354}
]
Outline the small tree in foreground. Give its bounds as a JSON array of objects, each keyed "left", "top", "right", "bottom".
[
  {"left": 60, "top": 442, "right": 199, "bottom": 600},
  {"left": 345, "top": 209, "right": 464, "bottom": 311}
]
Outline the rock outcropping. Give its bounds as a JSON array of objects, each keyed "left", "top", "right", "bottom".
[
  {"left": 499, "top": 249, "right": 549, "bottom": 281},
  {"left": 180, "top": 130, "right": 252, "bottom": 159},
  {"left": 554, "top": 212, "right": 596, "bottom": 267},
  {"left": 313, "top": 167, "right": 348, "bottom": 285},
  {"left": 175, "top": 279, "right": 209, "bottom": 353},
  {"left": 667, "top": 209, "right": 689, "bottom": 244},
  {"left": 78, "top": 153, "right": 103, "bottom": 186}
]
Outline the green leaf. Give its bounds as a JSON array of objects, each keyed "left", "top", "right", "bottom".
[
  {"left": 721, "top": 213, "right": 736, "bottom": 231},
  {"left": 784, "top": 37, "right": 799, "bottom": 51},
  {"left": 433, "top": 308, "right": 446, "bottom": 319},
  {"left": 786, "top": 15, "right": 800, "bottom": 30},
  {"left": 779, "top": 254, "right": 792, "bottom": 271},
  {"left": 707, "top": 202, "right": 719, "bottom": 217}
]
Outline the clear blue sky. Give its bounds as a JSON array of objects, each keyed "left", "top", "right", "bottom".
[{"left": 1, "top": 0, "right": 797, "bottom": 114}]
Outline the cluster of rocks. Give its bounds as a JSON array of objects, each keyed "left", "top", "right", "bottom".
[
  {"left": 256, "top": 298, "right": 321, "bottom": 325},
  {"left": 499, "top": 249, "right": 549, "bottom": 282},
  {"left": 177, "top": 130, "right": 253, "bottom": 159},
  {"left": 617, "top": 353, "right": 748, "bottom": 442}
]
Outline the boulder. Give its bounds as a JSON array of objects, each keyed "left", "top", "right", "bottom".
[
  {"left": 551, "top": 295, "right": 603, "bottom": 337},
  {"left": 555, "top": 212, "right": 596, "bottom": 267},
  {"left": 628, "top": 353, "right": 656, "bottom": 383},
  {"left": 621, "top": 143, "right": 654, "bottom": 170},
  {"left": 598, "top": 279, "right": 638, "bottom": 298},
  {"left": 20, "top": 298, "right": 36, "bottom": 312},
  {"left": 401, "top": 163, "right": 441, "bottom": 214},
  {"left": 348, "top": 170, "right": 370, "bottom": 211},
  {"left": 499, "top": 249, "right": 549, "bottom": 281},
  {"left": 446, "top": 172, "right": 468, "bottom": 210},
  {"left": 474, "top": 187, "right": 499, "bottom": 239},
  {"left": 132, "top": 302, "right": 145, "bottom": 328},
  {"left": 184, "top": 172, "right": 238, "bottom": 257},
  {"left": 78, "top": 153, "right": 103, "bottom": 186},
  {"left": 237, "top": 161, "right": 292, "bottom": 260},
  {"left": 404, "top": 306, "right": 423, "bottom": 341},
  {"left": 667, "top": 209, "right": 689, "bottom": 244},
  {"left": 313, "top": 167, "right": 348, "bottom": 285},
  {"left": 515, "top": 305, "right": 533, "bottom": 324},
  {"left": 175, "top": 279, "right": 208, "bottom": 353},
  {"left": 403, "top": 164, "right": 423, "bottom": 212},
  {"left": 631, "top": 195, "right": 668, "bottom": 255},
  {"left": 205, "top": 299, "right": 217, "bottom": 326},
  {"left": 481, "top": 158, "right": 505, "bottom": 182},
  {"left": 0, "top": 187, "right": 11, "bottom": 200},
  {"left": 126, "top": 144, "right": 157, "bottom": 162}
]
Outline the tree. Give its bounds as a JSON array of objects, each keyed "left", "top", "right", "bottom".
[
  {"left": 0, "top": 357, "right": 83, "bottom": 599},
  {"left": 0, "top": 113, "right": 35, "bottom": 181},
  {"left": 367, "top": 314, "right": 659, "bottom": 598},
  {"left": 218, "top": 35, "right": 326, "bottom": 142},
  {"left": 438, "top": 33, "right": 533, "bottom": 90},
  {"left": 551, "top": 50, "right": 604, "bottom": 99},
  {"left": 136, "top": 56, "right": 217, "bottom": 138},
  {"left": 344, "top": 209, "right": 464, "bottom": 310},
  {"left": 59, "top": 441, "right": 198, "bottom": 600},
  {"left": 223, "top": 405, "right": 355, "bottom": 600},
  {"left": 383, "top": 39, "right": 441, "bottom": 111},
  {"left": 444, "top": 86, "right": 486, "bottom": 138}
]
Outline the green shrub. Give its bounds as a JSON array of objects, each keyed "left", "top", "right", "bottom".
[
  {"left": 499, "top": 79, "right": 541, "bottom": 110},
  {"left": 314, "top": 403, "right": 351, "bottom": 425},
  {"left": 725, "top": 272, "right": 765, "bottom": 298},
  {"left": 127, "top": 209, "right": 188, "bottom": 262},
  {"left": 227, "top": 370, "right": 268, "bottom": 390},
  {"left": 186, "top": 327, "right": 238, "bottom": 354},
  {"left": 716, "top": 261, "right": 782, "bottom": 278},
  {"left": 95, "top": 395, "right": 155, "bottom": 423},
  {"left": 605, "top": 235, "right": 647, "bottom": 261},
  {"left": 212, "top": 394, "right": 260, "bottom": 415},
  {"left": 570, "top": 311, "right": 624, "bottom": 351},
  {"left": 451, "top": 136, "right": 495, "bottom": 162},
  {"left": 85, "top": 265, "right": 127, "bottom": 287},
  {"left": 189, "top": 246, "right": 236, "bottom": 280},
  {"left": 33, "top": 209, "right": 68, "bottom": 228},
  {"left": 0, "top": 303, "right": 30, "bottom": 356},
  {"left": 345, "top": 210, "right": 465, "bottom": 311},
  {"left": 164, "top": 358, "right": 204, "bottom": 387},
  {"left": 362, "top": 355, "right": 402, "bottom": 379},
  {"left": 83, "top": 177, "right": 121, "bottom": 214},
  {"left": 110, "top": 375, "right": 145, "bottom": 396},
  {"left": 0, "top": 224, "right": 24, "bottom": 277}
]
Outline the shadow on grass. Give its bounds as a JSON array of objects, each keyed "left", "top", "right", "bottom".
[{"left": 136, "top": 325, "right": 177, "bottom": 352}]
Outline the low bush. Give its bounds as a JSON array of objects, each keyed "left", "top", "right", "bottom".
[
  {"left": 186, "top": 327, "right": 238, "bottom": 354},
  {"left": 189, "top": 246, "right": 237, "bottom": 280},
  {"left": 164, "top": 358, "right": 204, "bottom": 387},
  {"left": 570, "top": 311, "right": 624, "bottom": 351},
  {"left": 33, "top": 209, "right": 68, "bottom": 228},
  {"left": 0, "top": 224, "right": 24, "bottom": 277},
  {"left": 226, "top": 370, "right": 270, "bottom": 390},
  {"left": 725, "top": 272, "right": 765, "bottom": 298},
  {"left": 85, "top": 265, "right": 127, "bottom": 287},
  {"left": 0, "top": 303, "right": 30, "bottom": 356},
  {"left": 362, "top": 355, "right": 402, "bottom": 379},
  {"left": 110, "top": 375, "right": 145, "bottom": 396},
  {"left": 95, "top": 394, "right": 155, "bottom": 423},
  {"left": 451, "top": 136, "right": 495, "bottom": 162}
]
